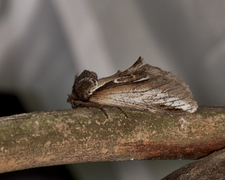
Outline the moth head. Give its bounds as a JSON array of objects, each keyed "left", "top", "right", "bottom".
[{"left": 73, "top": 70, "right": 98, "bottom": 101}]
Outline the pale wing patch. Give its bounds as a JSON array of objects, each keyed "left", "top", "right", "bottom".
[
  {"left": 90, "top": 87, "right": 197, "bottom": 114},
  {"left": 114, "top": 75, "right": 150, "bottom": 84}
]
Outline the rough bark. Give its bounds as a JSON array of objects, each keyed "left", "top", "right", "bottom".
[
  {"left": 0, "top": 106, "right": 225, "bottom": 173},
  {"left": 163, "top": 148, "right": 225, "bottom": 180}
]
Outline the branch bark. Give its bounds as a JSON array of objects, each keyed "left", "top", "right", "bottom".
[
  {"left": 163, "top": 148, "right": 225, "bottom": 180},
  {"left": 0, "top": 106, "right": 225, "bottom": 173}
]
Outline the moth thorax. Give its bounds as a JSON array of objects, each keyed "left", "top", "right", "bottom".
[{"left": 75, "top": 76, "right": 98, "bottom": 101}]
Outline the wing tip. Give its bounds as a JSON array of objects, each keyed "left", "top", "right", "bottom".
[{"left": 131, "top": 56, "right": 145, "bottom": 68}]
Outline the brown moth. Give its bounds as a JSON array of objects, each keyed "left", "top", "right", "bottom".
[{"left": 67, "top": 57, "right": 198, "bottom": 114}]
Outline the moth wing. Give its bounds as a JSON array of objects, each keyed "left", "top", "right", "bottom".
[
  {"left": 90, "top": 71, "right": 198, "bottom": 114},
  {"left": 90, "top": 56, "right": 160, "bottom": 92},
  {"left": 92, "top": 56, "right": 163, "bottom": 90},
  {"left": 90, "top": 57, "right": 198, "bottom": 114},
  {"left": 113, "top": 56, "right": 167, "bottom": 85},
  {"left": 90, "top": 57, "right": 148, "bottom": 93},
  {"left": 119, "top": 56, "right": 164, "bottom": 76}
]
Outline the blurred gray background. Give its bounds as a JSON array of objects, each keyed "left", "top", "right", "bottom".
[{"left": 1, "top": 0, "right": 225, "bottom": 179}]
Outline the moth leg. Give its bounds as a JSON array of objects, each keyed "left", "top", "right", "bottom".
[
  {"left": 117, "top": 107, "right": 129, "bottom": 118},
  {"left": 99, "top": 107, "right": 109, "bottom": 119},
  {"left": 70, "top": 100, "right": 109, "bottom": 119}
]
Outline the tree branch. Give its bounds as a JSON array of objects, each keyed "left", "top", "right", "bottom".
[
  {"left": 163, "top": 148, "right": 225, "bottom": 180},
  {"left": 0, "top": 106, "right": 225, "bottom": 173}
]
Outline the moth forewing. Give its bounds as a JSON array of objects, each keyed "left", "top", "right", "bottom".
[
  {"left": 89, "top": 70, "right": 121, "bottom": 94},
  {"left": 67, "top": 57, "right": 198, "bottom": 115},
  {"left": 89, "top": 78, "right": 197, "bottom": 114}
]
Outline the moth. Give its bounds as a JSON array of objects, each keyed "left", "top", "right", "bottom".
[{"left": 67, "top": 57, "right": 198, "bottom": 115}]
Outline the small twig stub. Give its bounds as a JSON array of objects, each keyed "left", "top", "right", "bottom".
[{"left": 67, "top": 57, "right": 198, "bottom": 115}]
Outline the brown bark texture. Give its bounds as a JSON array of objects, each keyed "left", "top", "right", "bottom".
[
  {"left": 0, "top": 106, "right": 225, "bottom": 173},
  {"left": 163, "top": 148, "right": 225, "bottom": 180}
]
